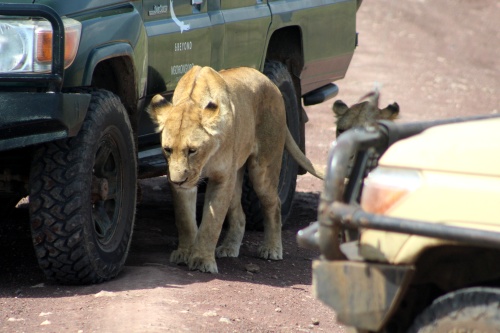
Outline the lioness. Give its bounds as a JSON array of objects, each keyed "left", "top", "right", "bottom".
[
  {"left": 149, "top": 65, "right": 322, "bottom": 273},
  {"left": 333, "top": 99, "right": 399, "bottom": 137}
]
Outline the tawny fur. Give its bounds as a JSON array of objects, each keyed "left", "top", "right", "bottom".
[{"left": 148, "top": 66, "right": 322, "bottom": 273}]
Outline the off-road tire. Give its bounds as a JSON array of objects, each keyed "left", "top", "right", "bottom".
[
  {"left": 242, "top": 61, "right": 300, "bottom": 230},
  {"left": 29, "top": 89, "right": 137, "bottom": 285},
  {"left": 408, "top": 287, "right": 500, "bottom": 332}
]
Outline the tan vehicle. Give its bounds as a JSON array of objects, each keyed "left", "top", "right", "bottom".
[{"left": 298, "top": 114, "right": 500, "bottom": 332}]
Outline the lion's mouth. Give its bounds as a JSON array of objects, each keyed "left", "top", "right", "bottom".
[{"left": 168, "top": 174, "right": 201, "bottom": 190}]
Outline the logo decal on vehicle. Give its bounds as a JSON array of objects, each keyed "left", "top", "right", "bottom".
[
  {"left": 148, "top": 1, "right": 190, "bottom": 33},
  {"left": 148, "top": 5, "right": 168, "bottom": 16}
]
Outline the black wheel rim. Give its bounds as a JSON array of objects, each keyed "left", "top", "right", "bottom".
[{"left": 91, "top": 129, "right": 123, "bottom": 248}]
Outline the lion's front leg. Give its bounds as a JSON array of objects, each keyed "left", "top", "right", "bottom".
[
  {"left": 216, "top": 167, "right": 246, "bottom": 258},
  {"left": 169, "top": 185, "right": 198, "bottom": 265},
  {"left": 214, "top": 196, "right": 245, "bottom": 258},
  {"left": 188, "top": 180, "right": 233, "bottom": 273}
]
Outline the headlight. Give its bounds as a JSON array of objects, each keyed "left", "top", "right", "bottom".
[
  {"left": 0, "top": 17, "right": 81, "bottom": 73},
  {"left": 361, "top": 167, "right": 421, "bottom": 214}
]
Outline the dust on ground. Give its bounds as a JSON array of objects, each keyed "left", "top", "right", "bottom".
[{"left": 1, "top": 1, "right": 498, "bottom": 332}]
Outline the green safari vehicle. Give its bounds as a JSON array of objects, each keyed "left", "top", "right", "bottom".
[{"left": 0, "top": 0, "right": 362, "bottom": 284}]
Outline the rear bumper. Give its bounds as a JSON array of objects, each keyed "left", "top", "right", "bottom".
[{"left": 0, "top": 92, "right": 90, "bottom": 151}]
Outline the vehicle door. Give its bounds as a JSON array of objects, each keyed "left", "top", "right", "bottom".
[
  {"left": 220, "top": 0, "right": 271, "bottom": 70},
  {"left": 140, "top": 0, "right": 213, "bottom": 141},
  {"left": 143, "top": 0, "right": 213, "bottom": 94}
]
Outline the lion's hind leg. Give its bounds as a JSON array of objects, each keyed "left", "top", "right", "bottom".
[{"left": 247, "top": 157, "right": 283, "bottom": 261}]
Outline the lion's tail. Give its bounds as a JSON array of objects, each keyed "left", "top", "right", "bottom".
[{"left": 285, "top": 129, "right": 325, "bottom": 180}]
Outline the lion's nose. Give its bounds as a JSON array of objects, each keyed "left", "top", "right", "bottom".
[{"left": 169, "top": 166, "right": 189, "bottom": 186}]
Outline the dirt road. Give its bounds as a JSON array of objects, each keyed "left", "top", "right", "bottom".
[{"left": 1, "top": 1, "right": 498, "bottom": 332}]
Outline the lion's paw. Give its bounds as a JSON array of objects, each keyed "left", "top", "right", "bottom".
[
  {"left": 258, "top": 245, "right": 283, "bottom": 261},
  {"left": 188, "top": 254, "right": 218, "bottom": 273},
  {"left": 170, "top": 248, "right": 190, "bottom": 265},
  {"left": 215, "top": 244, "right": 240, "bottom": 258}
]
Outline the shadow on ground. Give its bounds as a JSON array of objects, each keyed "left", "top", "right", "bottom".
[{"left": 0, "top": 180, "right": 321, "bottom": 299}]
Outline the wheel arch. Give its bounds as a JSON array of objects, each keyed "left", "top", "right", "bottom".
[
  {"left": 265, "top": 26, "right": 307, "bottom": 161},
  {"left": 83, "top": 44, "right": 139, "bottom": 136},
  {"left": 412, "top": 245, "right": 500, "bottom": 291},
  {"left": 265, "top": 26, "right": 304, "bottom": 82}
]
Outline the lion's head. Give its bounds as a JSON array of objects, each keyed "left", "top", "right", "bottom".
[
  {"left": 148, "top": 66, "right": 228, "bottom": 189},
  {"left": 332, "top": 100, "right": 399, "bottom": 137}
]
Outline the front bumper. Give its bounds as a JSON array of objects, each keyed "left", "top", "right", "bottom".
[
  {"left": 0, "top": 92, "right": 90, "bottom": 151},
  {"left": 0, "top": 4, "right": 90, "bottom": 152},
  {"left": 313, "top": 260, "right": 413, "bottom": 331}
]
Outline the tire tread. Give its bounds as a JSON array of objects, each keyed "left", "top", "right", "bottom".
[
  {"left": 408, "top": 287, "right": 500, "bottom": 333},
  {"left": 30, "top": 90, "right": 136, "bottom": 285}
]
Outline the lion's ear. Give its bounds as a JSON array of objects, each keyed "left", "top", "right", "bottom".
[
  {"left": 148, "top": 94, "right": 172, "bottom": 132},
  {"left": 380, "top": 102, "right": 400, "bottom": 120},
  {"left": 201, "top": 100, "right": 222, "bottom": 134},
  {"left": 332, "top": 100, "right": 349, "bottom": 117},
  {"left": 204, "top": 101, "right": 218, "bottom": 111},
  {"left": 202, "top": 101, "right": 219, "bottom": 119}
]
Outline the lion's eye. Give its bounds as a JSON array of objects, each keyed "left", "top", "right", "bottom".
[
  {"left": 188, "top": 148, "right": 197, "bottom": 155},
  {"left": 163, "top": 147, "right": 172, "bottom": 155}
]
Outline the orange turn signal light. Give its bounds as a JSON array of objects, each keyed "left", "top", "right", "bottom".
[{"left": 36, "top": 28, "right": 79, "bottom": 66}]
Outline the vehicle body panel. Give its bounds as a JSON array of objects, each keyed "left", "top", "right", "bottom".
[
  {"left": 379, "top": 118, "right": 500, "bottom": 177},
  {"left": 360, "top": 119, "right": 500, "bottom": 264},
  {"left": 144, "top": 0, "right": 213, "bottom": 94},
  {"left": 72, "top": 5, "right": 147, "bottom": 94},
  {"left": 268, "top": 0, "right": 358, "bottom": 94},
  {"left": 34, "top": 0, "right": 134, "bottom": 16},
  {"left": 220, "top": 1, "right": 271, "bottom": 71}
]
